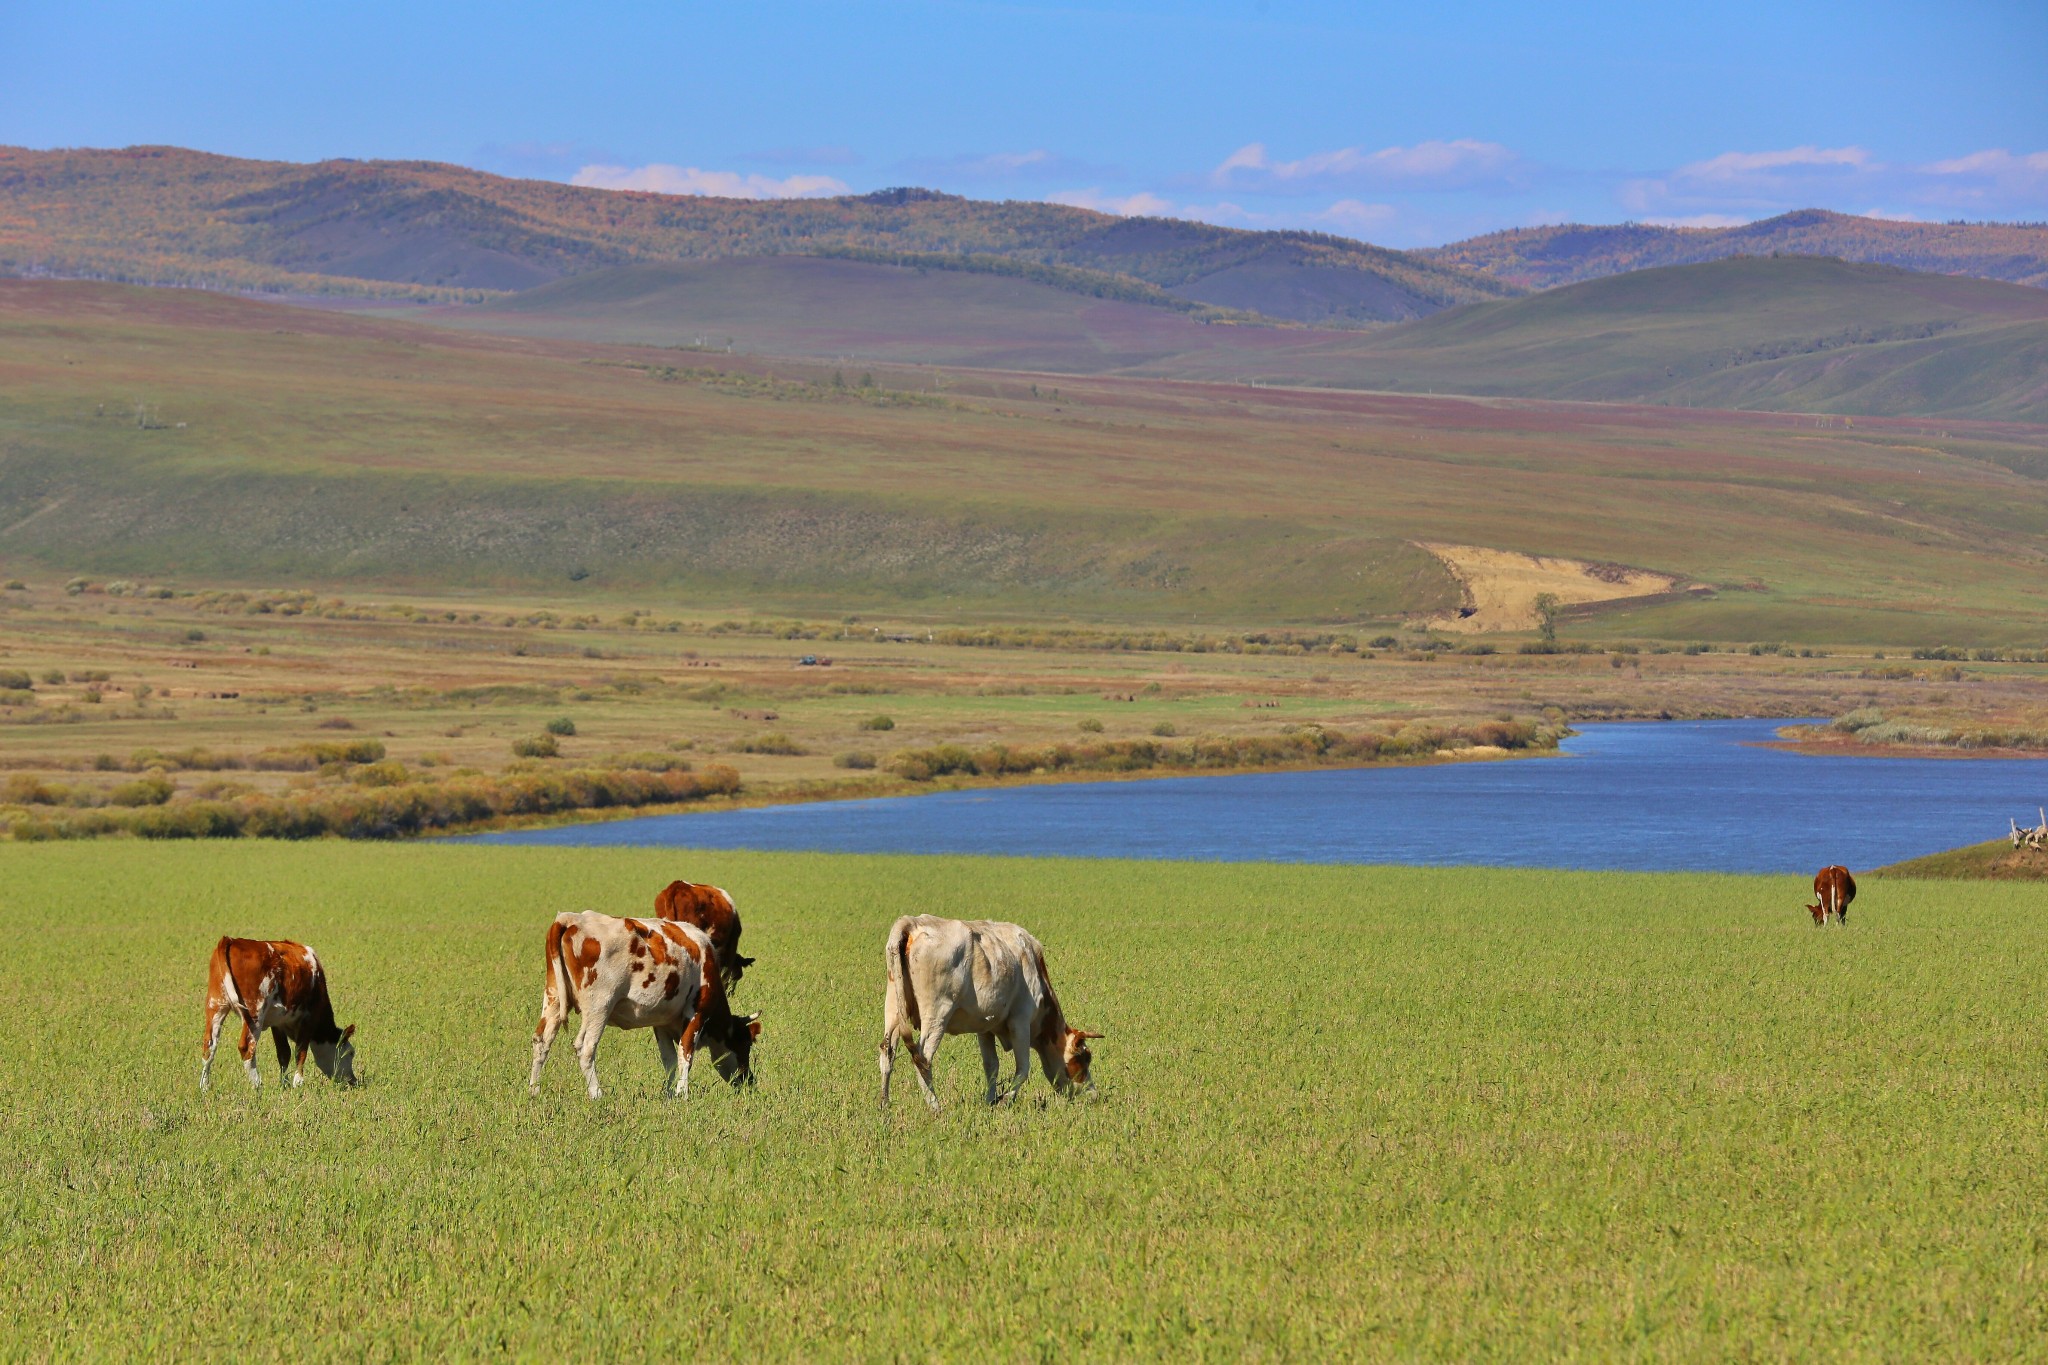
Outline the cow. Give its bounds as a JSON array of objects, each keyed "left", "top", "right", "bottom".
[
  {"left": 878, "top": 915, "right": 1101, "bottom": 1113},
  {"left": 200, "top": 937, "right": 357, "bottom": 1091},
  {"left": 654, "top": 879, "right": 753, "bottom": 988},
  {"left": 1808, "top": 865, "right": 1856, "bottom": 926},
  {"left": 529, "top": 912, "right": 760, "bottom": 1100}
]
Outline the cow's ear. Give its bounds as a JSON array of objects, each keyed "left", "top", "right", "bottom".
[
  {"left": 343, "top": 1024, "right": 356, "bottom": 1041},
  {"left": 737, "top": 955, "right": 757, "bottom": 968},
  {"left": 745, "top": 1012, "right": 762, "bottom": 1038},
  {"left": 1079, "top": 1030, "right": 1104, "bottom": 1040}
]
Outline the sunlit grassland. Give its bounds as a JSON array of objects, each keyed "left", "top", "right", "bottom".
[{"left": 3, "top": 843, "right": 2046, "bottom": 1356}]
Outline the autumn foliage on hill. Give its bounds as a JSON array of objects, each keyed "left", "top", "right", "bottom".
[
  {"left": 1427, "top": 209, "right": 2048, "bottom": 290},
  {"left": 0, "top": 144, "right": 1512, "bottom": 316}
]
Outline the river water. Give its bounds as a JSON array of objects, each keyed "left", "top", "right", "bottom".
[{"left": 465, "top": 719, "right": 2048, "bottom": 873}]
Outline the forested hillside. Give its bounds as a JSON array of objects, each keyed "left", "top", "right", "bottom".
[
  {"left": 0, "top": 145, "right": 1513, "bottom": 323},
  {"left": 1429, "top": 210, "right": 2048, "bottom": 290}
]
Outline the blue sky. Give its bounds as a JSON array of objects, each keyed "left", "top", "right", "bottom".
[{"left": 3, "top": 0, "right": 2044, "bottom": 246}]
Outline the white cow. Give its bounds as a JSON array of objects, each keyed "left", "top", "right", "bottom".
[
  {"left": 879, "top": 915, "right": 1101, "bottom": 1112},
  {"left": 529, "top": 911, "right": 760, "bottom": 1100}
]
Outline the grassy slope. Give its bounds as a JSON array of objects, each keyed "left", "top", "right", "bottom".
[
  {"left": 5, "top": 280, "right": 2048, "bottom": 640},
  {"left": 1147, "top": 257, "right": 2048, "bottom": 423},
  {"left": 455, "top": 256, "right": 1266, "bottom": 371},
  {"left": 1876, "top": 838, "right": 2048, "bottom": 880},
  {"left": 4, "top": 844, "right": 2048, "bottom": 1356},
  {"left": 1426, "top": 208, "right": 2048, "bottom": 290}
]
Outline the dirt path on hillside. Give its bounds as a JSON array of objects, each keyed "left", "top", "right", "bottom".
[{"left": 1418, "top": 542, "right": 1680, "bottom": 632}]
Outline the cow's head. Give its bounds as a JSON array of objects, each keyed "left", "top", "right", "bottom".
[
  {"left": 314, "top": 1024, "right": 358, "bottom": 1086},
  {"left": 1060, "top": 1027, "right": 1103, "bottom": 1094},
  {"left": 708, "top": 1012, "right": 762, "bottom": 1087},
  {"left": 1806, "top": 901, "right": 1826, "bottom": 926}
]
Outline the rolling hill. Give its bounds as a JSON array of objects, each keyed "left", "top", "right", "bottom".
[
  {"left": 1164, "top": 256, "right": 2048, "bottom": 424},
  {"left": 0, "top": 144, "right": 1513, "bottom": 323},
  {"left": 1428, "top": 209, "right": 2048, "bottom": 291},
  {"left": 2, "top": 278, "right": 2046, "bottom": 643},
  {"left": 426, "top": 254, "right": 2048, "bottom": 423}
]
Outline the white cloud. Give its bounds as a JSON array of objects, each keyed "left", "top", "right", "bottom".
[
  {"left": 1212, "top": 139, "right": 1520, "bottom": 192},
  {"left": 1640, "top": 213, "right": 1755, "bottom": 229},
  {"left": 1673, "top": 145, "right": 1872, "bottom": 182},
  {"left": 571, "top": 163, "right": 849, "bottom": 199},
  {"left": 1046, "top": 188, "right": 1178, "bottom": 217},
  {"left": 1621, "top": 144, "right": 2048, "bottom": 222},
  {"left": 1315, "top": 199, "right": 1400, "bottom": 231}
]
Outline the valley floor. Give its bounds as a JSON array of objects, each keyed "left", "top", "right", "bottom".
[{"left": 3, "top": 844, "right": 2045, "bottom": 1357}]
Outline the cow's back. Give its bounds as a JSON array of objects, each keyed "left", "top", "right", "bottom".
[
  {"left": 904, "top": 917, "right": 1041, "bottom": 1032},
  {"left": 655, "top": 880, "right": 741, "bottom": 965}
]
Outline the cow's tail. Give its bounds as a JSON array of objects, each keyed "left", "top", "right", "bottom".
[
  {"left": 885, "top": 916, "right": 920, "bottom": 1034},
  {"left": 543, "top": 915, "right": 578, "bottom": 1021}
]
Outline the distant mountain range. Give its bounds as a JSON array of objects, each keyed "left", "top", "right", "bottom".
[
  {"left": 0, "top": 144, "right": 1513, "bottom": 325},
  {"left": 8, "top": 146, "right": 2046, "bottom": 337},
  {"left": 1425, "top": 210, "right": 2048, "bottom": 291}
]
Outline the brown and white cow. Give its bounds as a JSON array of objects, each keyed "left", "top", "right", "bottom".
[
  {"left": 529, "top": 912, "right": 760, "bottom": 1100},
  {"left": 1808, "top": 865, "right": 1857, "bottom": 926},
  {"left": 879, "top": 915, "right": 1101, "bottom": 1112},
  {"left": 201, "top": 937, "right": 358, "bottom": 1091},
  {"left": 654, "top": 879, "right": 753, "bottom": 988}
]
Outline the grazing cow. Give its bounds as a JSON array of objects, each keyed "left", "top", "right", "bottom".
[
  {"left": 200, "top": 937, "right": 357, "bottom": 1091},
  {"left": 878, "top": 915, "right": 1101, "bottom": 1112},
  {"left": 529, "top": 912, "right": 760, "bottom": 1100},
  {"left": 654, "top": 879, "right": 753, "bottom": 988},
  {"left": 1808, "top": 865, "right": 1856, "bottom": 926}
]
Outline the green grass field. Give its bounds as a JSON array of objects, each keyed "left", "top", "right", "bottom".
[{"left": 4, "top": 843, "right": 2046, "bottom": 1357}]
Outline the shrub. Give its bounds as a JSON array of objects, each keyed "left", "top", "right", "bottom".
[
  {"left": 1078, "top": 718, "right": 1105, "bottom": 733},
  {"left": 2, "top": 580, "right": 23, "bottom": 591},
  {"left": 109, "top": 772, "right": 175, "bottom": 807},
  {"left": 184, "top": 629, "right": 206, "bottom": 642},
  {"left": 733, "top": 731, "right": 807, "bottom": 756},
  {"left": 352, "top": 761, "right": 411, "bottom": 787},
  {"left": 511, "top": 734, "right": 560, "bottom": 759},
  {"left": 38, "top": 669, "right": 63, "bottom": 685},
  {"left": 858, "top": 715, "right": 895, "bottom": 731},
  {"left": 1151, "top": 722, "right": 1178, "bottom": 737},
  {"left": 545, "top": 716, "right": 577, "bottom": 736},
  {"left": 1369, "top": 636, "right": 1400, "bottom": 649},
  {"left": 0, "top": 670, "right": 31, "bottom": 691},
  {"left": 69, "top": 669, "right": 110, "bottom": 683},
  {"left": 834, "top": 752, "right": 878, "bottom": 770},
  {"left": 315, "top": 716, "right": 357, "bottom": 730}
]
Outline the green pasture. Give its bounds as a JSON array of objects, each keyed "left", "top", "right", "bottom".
[{"left": 3, "top": 844, "right": 2046, "bottom": 1358}]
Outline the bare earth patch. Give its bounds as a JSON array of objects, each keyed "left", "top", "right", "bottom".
[{"left": 1417, "top": 542, "right": 1680, "bottom": 633}]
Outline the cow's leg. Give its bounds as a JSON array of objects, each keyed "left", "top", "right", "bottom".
[
  {"left": 674, "top": 1018, "right": 701, "bottom": 1102},
  {"left": 272, "top": 1029, "right": 293, "bottom": 1087},
  {"left": 292, "top": 1039, "right": 312, "bottom": 1087},
  {"left": 529, "top": 991, "right": 567, "bottom": 1095},
  {"left": 978, "top": 1034, "right": 1005, "bottom": 1105},
  {"left": 200, "top": 998, "right": 230, "bottom": 1091},
  {"left": 878, "top": 1030, "right": 897, "bottom": 1108},
  {"left": 237, "top": 1015, "right": 263, "bottom": 1090},
  {"left": 1002, "top": 1018, "right": 1033, "bottom": 1106},
  {"left": 572, "top": 1012, "right": 608, "bottom": 1100},
  {"left": 909, "top": 1009, "right": 948, "bottom": 1114},
  {"left": 654, "top": 1027, "right": 681, "bottom": 1098}
]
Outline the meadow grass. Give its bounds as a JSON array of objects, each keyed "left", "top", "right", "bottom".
[{"left": 2, "top": 843, "right": 2046, "bottom": 1358}]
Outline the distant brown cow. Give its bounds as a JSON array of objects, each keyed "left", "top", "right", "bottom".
[
  {"left": 201, "top": 937, "right": 358, "bottom": 1090},
  {"left": 655, "top": 879, "right": 752, "bottom": 987},
  {"left": 1807, "top": 866, "right": 1856, "bottom": 926}
]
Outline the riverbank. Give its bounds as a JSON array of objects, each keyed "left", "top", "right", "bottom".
[
  {"left": 6, "top": 574, "right": 2048, "bottom": 841},
  {"left": 1876, "top": 838, "right": 2048, "bottom": 880}
]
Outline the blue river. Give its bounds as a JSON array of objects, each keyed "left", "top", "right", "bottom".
[{"left": 465, "top": 719, "right": 2048, "bottom": 873}]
